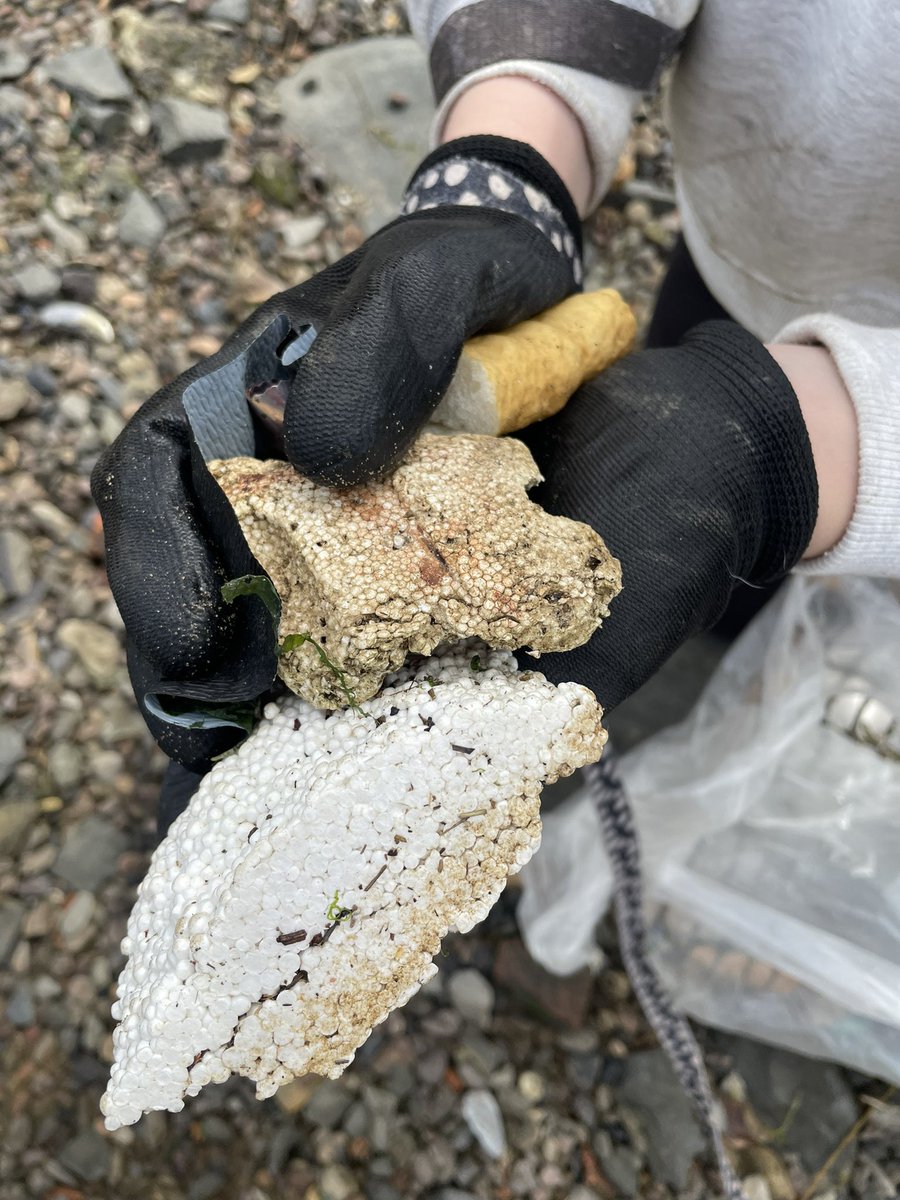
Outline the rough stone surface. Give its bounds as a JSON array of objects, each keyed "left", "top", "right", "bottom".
[
  {"left": 54, "top": 815, "right": 126, "bottom": 891},
  {"left": 152, "top": 97, "right": 229, "bottom": 164},
  {"left": 0, "top": 726, "right": 26, "bottom": 788},
  {"left": 0, "top": 798, "right": 38, "bottom": 855},
  {"left": 0, "top": 376, "right": 30, "bottom": 422},
  {"left": 57, "top": 618, "right": 122, "bottom": 687},
  {"left": 12, "top": 262, "right": 61, "bottom": 302},
  {"left": 621, "top": 1050, "right": 706, "bottom": 1189},
  {"left": 45, "top": 45, "right": 133, "bottom": 104},
  {"left": 0, "top": 41, "right": 29, "bottom": 81},
  {"left": 447, "top": 968, "right": 495, "bottom": 1029},
  {"left": 276, "top": 38, "right": 432, "bottom": 234},
  {"left": 211, "top": 435, "right": 620, "bottom": 708},
  {"left": 206, "top": 0, "right": 250, "bottom": 24},
  {"left": 0, "top": 528, "right": 34, "bottom": 597},
  {"left": 118, "top": 188, "right": 166, "bottom": 248},
  {"left": 0, "top": 898, "right": 24, "bottom": 966}
]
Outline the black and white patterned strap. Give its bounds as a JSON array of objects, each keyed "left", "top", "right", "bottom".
[
  {"left": 585, "top": 755, "right": 747, "bottom": 1200},
  {"left": 402, "top": 156, "right": 583, "bottom": 284}
]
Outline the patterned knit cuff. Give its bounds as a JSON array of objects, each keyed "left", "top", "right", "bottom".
[{"left": 401, "top": 136, "right": 583, "bottom": 285}]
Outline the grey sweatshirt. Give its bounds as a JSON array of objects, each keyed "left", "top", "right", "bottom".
[{"left": 407, "top": 0, "right": 900, "bottom": 577}]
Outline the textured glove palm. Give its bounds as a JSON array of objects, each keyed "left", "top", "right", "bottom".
[{"left": 518, "top": 321, "right": 819, "bottom": 710}]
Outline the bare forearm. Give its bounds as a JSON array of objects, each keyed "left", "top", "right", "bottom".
[
  {"left": 765, "top": 344, "right": 858, "bottom": 560},
  {"left": 441, "top": 76, "right": 593, "bottom": 214}
]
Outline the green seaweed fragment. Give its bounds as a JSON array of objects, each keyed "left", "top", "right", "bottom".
[
  {"left": 325, "top": 890, "right": 353, "bottom": 923},
  {"left": 220, "top": 574, "right": 281, "bottom": 622},
  {"left": 279, "top": 632, "right": 366, "bottom": 716}
]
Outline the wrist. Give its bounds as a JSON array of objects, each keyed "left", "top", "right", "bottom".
[
  {"left": 764, "top": 344, "right": 858, "bottom": 560},
  {"left": 441, "top": 76, "right": 593, "bottom": 215},
  {"left": 402, "top": 135, "right": 583, "bottom": 285}
]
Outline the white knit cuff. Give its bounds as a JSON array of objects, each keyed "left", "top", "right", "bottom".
[
  {"left": 776, "top": 315, "right": 900, "bottom": 578},
  {"left": 428, "top": 60, "right": 639, "bottom": 212}
]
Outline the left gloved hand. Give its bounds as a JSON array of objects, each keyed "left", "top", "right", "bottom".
[{"left": 517, "top": 320, "right": 820, "bottom": 711}]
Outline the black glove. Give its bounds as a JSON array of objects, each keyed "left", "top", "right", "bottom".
[
  {"left": 92, "top": 137, "right": 580, "bottom": 775},
  {"left": 517, "top": 321, "right": 819, "bottom": 711}
]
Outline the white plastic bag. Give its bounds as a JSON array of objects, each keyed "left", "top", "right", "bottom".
[{"left": 519, "top": 576, "right": 900, "bottom": 1082}]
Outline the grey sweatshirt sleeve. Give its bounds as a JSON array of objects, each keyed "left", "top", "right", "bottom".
[
  {"left": 776, "top": 317, "right": 900, "bottom": 578},
  {"left": 406, "top": 0, "right": 699, "bottom": 209}
]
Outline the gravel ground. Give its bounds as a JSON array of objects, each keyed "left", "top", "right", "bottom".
[{"left": 1, "top": 4, "right": 898, "bottom": 1200}]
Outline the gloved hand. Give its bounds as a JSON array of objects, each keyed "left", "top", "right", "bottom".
[
  {"left": 92, "top": 136, "right": 580, "bottom": 776},
  {"left": 517, "top": 321, "right": 820, "bottom": 710}
]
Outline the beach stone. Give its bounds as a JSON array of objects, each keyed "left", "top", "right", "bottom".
[
  {"left": 0, "top": 898, "right": 24, "bottom": 966},
  {"left": 620, "top": 1050, "right": 704, "bottom": 1189},
  {"left": 206, "top": 0, "right": 250, "bottom": 23},
  {"left": 118, "top": 188, "right": 166, "bottom": 248},
  {"left": 152, "top": 96, "right": 229, "bottom": 163},
  {"left": 0, "top": 41, "right": 29, "bottom": 81},
  {"left": 57, "top": 1128, "right": 111, "bottom": 1181},
  {"left": 460, "top": 1089, "right": 506, "bottom": 1159},
  {"left": 0, "top": 726, "right": 26, "bottom": 788},
  {"left": 0, "top": 798, "right": 38, "bottom": 855},
  {"left": 54, "top": 815, "right": 126, "bottom": 890},
  {"left": 0, "top": 529, "right": 33, "bottom": 598},
  {"left": 448, "top": 968, "right": 495, "bottom": 1028},
  {"left": 12, "top": 262, "right": 61, "bottom": 302},
  {"left": 276, "top": 38, "right": 431, "bottom": 235},
  {"left": 0, "top": 376, "right": 29, "bottom": 421},
  {"left": 46, "top": 45, "right": 133, "bottom": 104},
  {"left": 57, "top": 618, "right": 121, "bottom": 687}
]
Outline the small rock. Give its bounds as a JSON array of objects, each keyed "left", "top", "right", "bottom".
[
  {"left": 567, "top": 1189, "right": 601, "bottom": 1200},
  {"left": 721, "top": 1036, "right": 858, "bottom": 1173},
  {"left": 12, "top": 262, "right": 61, "bottom": 302},
  {"left": 0, "top": 798, "right": 38, "bottom": 855},
  {"left": 288, "top": 0, "right": 317, "bottom": 31},
  {"left": 61, "top": 266, "right": 97, "bottom": 303},
  {"left": 188, "top": 1172, "right": 226, "bottom": 1200},
  {"left": 448, "top": 968, "right": 494, "bottom": 1029},
  {"left": 0, "top": 528, "right": 33, "bottom": 598},
  {"left": 743, "top": 1174, "right": 773, "bottom": 1200},
  {"left": 0, "top": 726, "right": 26, "bottom": 788},
  {"left": 206, "top": 0, "right": 250, "bottom": 24},
  {"left": 152, "top": 97, "right": 229, "bottom": 164},
  {"left": 0, "top": 41, "right": 29, "bottom": 81},
  {"left": 517, "top": 1070, "right": 546, "bottom": 1104},
  {"left": 59, "top": 391, "right": 92, "bottom": 425},
  {"left": 280, "top": 214, "right": 327, "bottom": 250},
  {"left": 0, "top": 899, "right": 24, "bottom": 966},
  {"left": 461, "top": 1089, "right": 506, "bottom": 1159},
  {"left": 493, "top": 937, "right": 593, "bottom": 1029},
  {"left": 57, "top": 618, "right": 121, "bottom": 688},
  {"left": 593, "top": 1133, "right": 641, "bottom": 1198},
  {"left": 57, "top": 1128, "right": 111, "bottom": 1182},
  {"left": 54, "top": 815, "right": 126, "bottom": 890},
  {"left": 0, "top": 377, "right": 30, "bottom": 422},
  {"left": 46, "top": 45, "right": 133, "bottom": 104},
  {"left": 304, "top": 1079, "right": 354, "bottom": 1129},
  {"left": 40, "top": 210, "right": 90, "bottom": 257},
  {"left": 620, "top": 1050, "right": 704, "bottom": 1190},
  {"left": 58, "top": 890, "right": 98, "bottom": 949},
  {"left": 276, "top": 1074, "right": 323, "bottom": 1113},
  {"left": 319, "top": 1164, "right": 358, "bottom": 1200},
  {"left": 6, "top": 981, "right": 35, "bottom": 1026},
  {"left": 118, "top": 188, "right": 167, "bottom": 249},
  {"left": 79, "top": 100, "right": 129, "bottom": 140},
  {"left": 251, "top": 152, "right": 300, "bottom": 208},
  {"left": 26, "top": 363, "right": 57, "bottom": 397}
]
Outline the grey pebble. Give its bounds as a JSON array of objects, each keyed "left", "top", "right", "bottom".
[
  {"left": 54, "top": 814, "right": 126, "bottom": 891},
  {"left": 0, "top": 530, "right": 33, "bottom": 600},
  {"left": 26, "top": 363, "right": 57, "bottom": 396},
  {"left": 304, "top": 1079, "right": 355, "bottom": 1129},
  {"left": 48, "top": 743, "right": 83, "bottom": 791},
  {"left": 0, "top": 726, "right": 26, "bottom": 789},
  {"left": 206, "top": 0, "right": 250, "bottom": 24},
  {"left": 0, "top": 376, "right": 30, "bottom": 422},
  {"left": 460, "top": 1089, "right": 506, "bottom": 1159},
  {"left": 188, "top": 1172, "right": 226, "bottom": 1200},
  {"left": 57, "top": 1129, "right": 111, "bottom": 1182},
  {"left": 0, "top": 41, "right": 29, "bottom": 81},
  {"left": 447, "top": 967, "right": 494, "bottom": 1028},
  {"left": 56, "top": 619, "right": 121, "bottom": 688},
  {"left": 280, "top": 213, "right": 327, "bottom": 250},
  {"left": 12, "top": 262, "right": 60, "bottom": 302},
  {"left": 57, "top": 891, "right": 98, "bottom": 949},
  {"left": 152, "top": 97, "right": 229, "bottom": 164},
  {"left": 118, "top": 188, "right": 167, "bottom": 249},
  {"left": 318, "top": 1164, "right": 358, "bottom": 1200},
  {"left": 0, "top": 798, "right": 38, "bottom": 855},
  {"left": 45, "top": 45, "right": 133, "bottom": 104},
  {"left": 6, "top": 981, "right": 35, "bottom": 1026},
  {"left": 78, "top": 99, "right": 129, "bottom": 141},
  {"left": 620, "top": 1050, "right": 704, "bottom": 1190}
]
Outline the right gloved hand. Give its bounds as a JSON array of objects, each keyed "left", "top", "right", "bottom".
[{"left": 92, "top": 137, "right": 581, "bottom": 776}]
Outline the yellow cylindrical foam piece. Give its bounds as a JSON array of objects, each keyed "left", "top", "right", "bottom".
[{"left": 432, "top": 290, "right": 636, "bottom": 436}]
